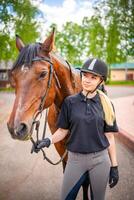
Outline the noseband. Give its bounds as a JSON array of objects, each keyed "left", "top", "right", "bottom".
[{"left": 29, "top": 56, "right": 67, "bottom": 165}]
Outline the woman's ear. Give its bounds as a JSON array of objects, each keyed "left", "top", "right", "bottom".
[{"left": 98, "top": 80, "right": 107, "bottom": 95}]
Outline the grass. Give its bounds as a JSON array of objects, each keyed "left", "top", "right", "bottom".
[
  {"left": 0, "top": 87, "right": 15, "bottom": 92},
  {"left": 0, "top": 80, "right": 134, "bottom": 92},
  {"left": 106, "top": 80, "right": 134, "bottom": 86}
]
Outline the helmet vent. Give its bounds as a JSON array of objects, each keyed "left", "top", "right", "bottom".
[{"left": 88, "top": 59, "right": 97, "bottom": 70}]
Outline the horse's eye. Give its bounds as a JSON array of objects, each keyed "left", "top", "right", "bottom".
[{"left": 39, "top": 71, "right": 47, "bottom": 79}]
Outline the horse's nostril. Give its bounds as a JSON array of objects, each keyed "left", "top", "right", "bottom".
[{"left": 16, "top": 123, "right": 28, "bottom": 136}]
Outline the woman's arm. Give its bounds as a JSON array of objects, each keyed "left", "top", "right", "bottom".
[
  {"left": 31, "top": 128, "right": 69, "bottom": 153},
  {"left": 105, "top": 132, "right": 118, "bottom": 166},
  {"left": 51, "top": 128, "right": 69, "bottom": 144}
]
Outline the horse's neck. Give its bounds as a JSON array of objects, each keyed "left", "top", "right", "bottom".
[{"left": 52, "top": 53, "right": 81, "bottom": 108}]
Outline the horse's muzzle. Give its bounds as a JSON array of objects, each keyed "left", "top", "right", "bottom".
[{"left": 7, "top": 122, "right": 30, "bottom": 140}]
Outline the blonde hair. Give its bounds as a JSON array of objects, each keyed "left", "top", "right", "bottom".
[{"left": 97, "top": 89, "right": 115, "bottom": 126}]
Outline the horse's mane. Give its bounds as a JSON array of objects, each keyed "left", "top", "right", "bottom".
[
  {"left": 12, "top": 43, "right": 41, "bottom": 71},
  {"left": 12, "top": 42, "right": 80, "bottom": 75},
  {"left": 51, "top": 52, "right": 69, "bottom": 68},
  {"left": 52, "top": 52, "right": 80, "bottom": 75}
]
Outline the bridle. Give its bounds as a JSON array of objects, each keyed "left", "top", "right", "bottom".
[
  {"left": 29, "top": 56, "right": 53, "bottom": 141},
  {"left": 29, "top": 56, "right": 68, "bottom": 165},
  {"left": 28, "top": 56, "right": 74, "bottom": 165}
]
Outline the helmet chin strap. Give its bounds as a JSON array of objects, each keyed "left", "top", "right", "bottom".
[{"left": 84, "top": 79, "right": 103, "bottom": 101}]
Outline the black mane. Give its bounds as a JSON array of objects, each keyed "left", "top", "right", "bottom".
[
  {"left": 12, "top": 43, "right": 41, "bottom": 71},
  {"left": 12, "top": 42, "right": 77, "bottom": 75}
]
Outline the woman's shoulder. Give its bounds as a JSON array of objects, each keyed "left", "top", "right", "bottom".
[{"left": 64, "top": 92, "right": 81, "bottom": 104}]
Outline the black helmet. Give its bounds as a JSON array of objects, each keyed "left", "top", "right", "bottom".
[{"left": 80, "top": 58, "right": 108, "bottom": 81}]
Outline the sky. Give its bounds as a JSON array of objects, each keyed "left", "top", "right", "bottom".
[
  {"left": 31, "top": 0, "right": 95, "bottom": 39},
  {"left": 43, "top": 0, "right": 65, "bottom": 6}
]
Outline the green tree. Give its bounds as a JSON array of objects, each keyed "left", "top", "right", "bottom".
[
  {"left": 53, "top": 16, "right": 106, "bottom": 66},
  {"left": 0, "top": 0, "right": 41, "bottom": 62},
  {"left": 117, "top": 0, "right": 134, "bottom": 57},
  {"left": 55, "top": 22, "right": 84, "bottom": 66},
  {"left": 47, "top": 0, "right": 133, "bottom": 73},
  {"left": 82, "top": 16, "right": 105, "bottom": 60},
  {"left": 89, "top": 0, "right": 134, "bottom": 80},
  {"left": 94, "top": 0, "right": 134, "bottom": 62}
]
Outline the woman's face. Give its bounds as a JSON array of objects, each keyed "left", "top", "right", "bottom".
[{"left": 81, "top": 72, "right": 102, "bottom": 92}]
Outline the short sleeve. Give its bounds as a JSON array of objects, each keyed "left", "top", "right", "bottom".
[
  {"left": 104, "top": 119, "right": 119, "bottom": 133},
  {"left": 57, "top": 98, "right": 70, "bottom": 129},
  {"left": 104, "top": 102, "right": 119, "bottom": 133}
]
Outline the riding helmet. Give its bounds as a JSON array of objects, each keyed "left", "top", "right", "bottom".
[{"left": 80, "top": 58, "right": 108, "bottom": 81}]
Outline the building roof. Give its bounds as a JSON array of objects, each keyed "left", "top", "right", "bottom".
[
  {"left": 74, "top": 62, "right": 134, "bottom": 70},
  {"left": 111, "top": 62, "right": 134, "bottom": 70}
]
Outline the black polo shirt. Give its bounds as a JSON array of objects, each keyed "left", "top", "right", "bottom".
[{"left": 57, "top": 91, "right": 118, "bottom": 153}]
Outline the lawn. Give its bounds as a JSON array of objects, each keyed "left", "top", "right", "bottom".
[
  {"left": 106, "top": 80, "right": 134, "bottom": 86},
  {"left": 0, "top": 80, "right": 134, "bottom": 92}
]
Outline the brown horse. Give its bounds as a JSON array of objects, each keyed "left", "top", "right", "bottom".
[{"left": 7, "top": 29, "right": 90, "bottom": 199}]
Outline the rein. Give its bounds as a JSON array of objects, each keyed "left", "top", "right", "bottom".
[{"left": 29, "top": 56, "right": 69, "bottom": 165}]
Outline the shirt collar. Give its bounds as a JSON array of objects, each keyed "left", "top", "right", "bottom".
[{"left": 79, "top": 90, "right": 100, "bottom": 103}]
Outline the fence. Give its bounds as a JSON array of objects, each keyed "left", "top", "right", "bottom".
[{"left": 0, "top": 69, "right": 11, "bottom": 88}]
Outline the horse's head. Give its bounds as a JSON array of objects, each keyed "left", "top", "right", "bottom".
[{"left": 7, "top": 29, "right": 57, "bottom": 141}]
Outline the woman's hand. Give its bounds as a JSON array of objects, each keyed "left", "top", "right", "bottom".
[
  {"left": 31, "top": 128, "right": 68, "bottom": 154},
  {"left": 109, "top": 166, "right": 119, "bottom": 188},
  {"left": 37, "top": 138, "right": 51, "bottom": 149},
  {"left": 31, "top": 138, "right": 51, "bottom": 153}
]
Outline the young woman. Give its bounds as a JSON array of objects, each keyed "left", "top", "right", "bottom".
[{"left": 32, "top": 58, "right": 119, "bottom": 200}]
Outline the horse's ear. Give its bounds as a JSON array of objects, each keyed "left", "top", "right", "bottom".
[
  {"left": 16, "top": 34, "right": 25, "bottom": 51},
  {"left": 42, "top": 28, "right": 55, "bottom": 53}
]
